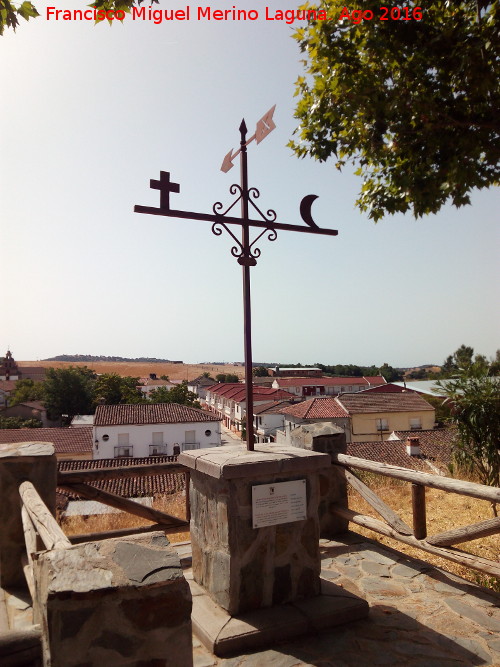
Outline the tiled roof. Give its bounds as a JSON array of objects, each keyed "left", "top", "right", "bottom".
[
  {"left": 273, "top": 377, "right": 383, "bottom": 387},
  {"left": 336, "top": 392, "right": 434, "bottom": 414},
  {"left": 279, "top": 397, "right": 349, "bottom": 419},
  {"left": 0, "top": 380, "right": 17, "bottom": 392},
  {"left": 252, "top": 400, "right": 296, "bottom": 415},
  {"left": 0, "top": 427, "right": 93, "bottom": 454},
  {"left": 363, "top": 376, "right": 386, "bottom": 384},
  {"left": 57, "top": 455, "right": 186, "bottom": 506},
  {"left": 389, "top": 428, "right": 457, "bottom": 457},
  {"left": 94, "top": 403, "right": 220, "bottom": 426},
  {"left": 347, "top": 432, "right": 453, "bottom": 472},
  {"left": 207, "top": 384, "right": 295, "bottom": 403}
]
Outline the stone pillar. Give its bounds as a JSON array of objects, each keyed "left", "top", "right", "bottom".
[
  {"left": 180, "top": 444, "right": 330, "bottom": 616},
  {"left": 0, "top": 442, "right": 57, "bottom": 588},
  {"left": 32, "top": 532, "right": 193, "bottom": 667},
  {"left": 290, "top": 423, "right": 349, "bottom": 537}
]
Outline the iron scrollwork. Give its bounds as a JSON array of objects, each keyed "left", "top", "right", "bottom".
[{"left": 211, "top": 184, "right": 278, "bottom": 266}]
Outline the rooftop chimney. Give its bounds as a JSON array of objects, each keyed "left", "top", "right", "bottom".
[{"left": 406, "top": 436, "right": 421, "bottom": 456}]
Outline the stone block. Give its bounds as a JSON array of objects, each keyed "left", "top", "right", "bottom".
[
  {"left": 187, "top": 445, "right": 330, "bottom": 616},
  {"left": 0, "top": 442, "right": 57, "bottom": 588},
  {"left": 32, "top": 532, "right": 193, "bottom": 667}
]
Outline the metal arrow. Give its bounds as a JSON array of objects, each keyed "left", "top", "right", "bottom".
[{"left": 220, "top": 105, "right": 276, "bottom": 173}]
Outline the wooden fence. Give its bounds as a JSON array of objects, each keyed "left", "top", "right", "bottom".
[{"left": 330, "top": 453, "right": 500, "bottom": 577}]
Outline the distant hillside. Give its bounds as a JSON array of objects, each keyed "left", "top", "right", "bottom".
[{"left": 44, "top": 355, "right": 183, "bottom": 364}]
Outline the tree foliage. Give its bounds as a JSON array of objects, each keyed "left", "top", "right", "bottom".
[
  {"left": 148, "top": 381, "right": 201, "bottom": 409},
  {"left": 9, "top": 378, "right": 46, "bottom": 405},
  {"left": 378, "top": 363, "right": 403, "bottom": 383},
  {"left": 0, "top": 0, "right": 38, "bottom": 36},
  {"left": 291, "top": 1, "right": 500, "bottom": 220},
  {"left": 43, "top": 366, "right": 96, "bottom": 423},
  {"left": 252, "top": 366, "right": 270, "bottom": 377},
  {"left": 0, "top": 416, "right": 42, "bottom": 429},
  {"left": 93, "top": 373, "right": 144, "bottom": 406},
  {"left": 438, "top": 364, "right": 500, "bottom": 513},
  {"left": 215, "top": 373, "right": 240, "bottom": 383}
]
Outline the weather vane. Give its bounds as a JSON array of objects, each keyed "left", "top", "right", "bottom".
[{"left": 134, "top": 105, "right": 338, "bottom": 451}]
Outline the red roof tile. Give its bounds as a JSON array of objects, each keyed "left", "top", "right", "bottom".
[
  {"left": 0, "top": 427, "right": 92, "bottom": 454},
  {"left": 336, "top": 393, "right": 434, "bottom": 414},
  {"left": 207, "top": 384, "right": 295, "bottom": 403},
  {"left": 57, "top": 456, "right": 186, "bottom": 504},
  {"left": 94, "top": 403, "right": 220, "bottom": 426},
  {"left": 279, "top": 397, "right": 349, "bottom": 419},
  {"left": 274, "top": 377, "right": 379, "bottom": 387},
  {"left": 0, "top": 380, "right": 17, "bottom": 392}
]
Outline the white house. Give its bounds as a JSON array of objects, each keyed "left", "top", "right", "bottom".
[
  {"left": 93, "top": 403, "right": 221, "bottom": 459},
  {"left": 252, "top": 400, "right": 295, "bottom": 444},
  {"left": 271, "top": 376, "right": 386, "bottom": 398},
  {"left": 138, "top": 376, "right": 176, "bottom": 398}
]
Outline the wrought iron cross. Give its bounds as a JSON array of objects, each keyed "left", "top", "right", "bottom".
[{"left": 134, "top": 106, "right": 338, "bottom": 451}]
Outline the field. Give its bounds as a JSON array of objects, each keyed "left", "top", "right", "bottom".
[{"left": 19, "top": 360, "right": 245, "bottom": 381}]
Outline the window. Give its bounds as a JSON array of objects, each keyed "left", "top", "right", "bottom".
[
  {"left": 410, "top": 417, "right": 422, "bottom": 430},
  {"left": 204, "top": 429, "right": 212, "bottom": 437},
  {"left": 118, "top": 433, "right": 129, "bottom": 445},
  {"left": 152, "top": 432, "right": 163, "bottom": 445},
  {"left": 185, "top": 430, "right": 196, "bottom": 444},
  {"left": 376, "top": 419, "right": 389, "bottom": 431},
  {"left": 114, "top": 446, "right": 133, "bottom": 458}
]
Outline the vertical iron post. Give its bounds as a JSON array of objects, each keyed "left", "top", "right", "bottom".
[{"left": 239, "top": 119, "right": 255, "bottom": 451}]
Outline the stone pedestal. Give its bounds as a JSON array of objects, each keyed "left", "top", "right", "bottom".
[
  {"left": 180, "top": 444, "right": 329, "bottom": 616},
  {"left": 180, "top": 444, "right": 369, "bottom": 655}
]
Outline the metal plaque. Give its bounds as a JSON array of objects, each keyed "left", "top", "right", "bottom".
[{"left": 252, "top": 479, "right": 307, "bottom": 529}]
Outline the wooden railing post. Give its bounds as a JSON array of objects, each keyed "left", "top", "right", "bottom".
[
  {"left": 0, "top": 442, "right": 57, "bottom": 588},
  {"left": 411, "top": 483, "right": 427, "bottom": 540}
]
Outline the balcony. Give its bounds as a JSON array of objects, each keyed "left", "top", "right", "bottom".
[
  {"left": 182, "top": 442, "right": 200, "bottom": 451},
  {"left": 149, "top": 444, "right": 167, "bottom": 456}
]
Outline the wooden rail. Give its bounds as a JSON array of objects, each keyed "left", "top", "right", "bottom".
[
  {"left": 331, "top": 454, "right": 500, "bottom": 578},
  {"left": 58, "top": 460, "right": 190, "bottom": 542}
]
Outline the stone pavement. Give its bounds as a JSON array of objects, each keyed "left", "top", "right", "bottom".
[{"left": 181, "top": 532, "right": 500, "bottom": 667}]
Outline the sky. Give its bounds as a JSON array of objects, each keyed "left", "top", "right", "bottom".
[{"left": 1, "top": 1, "right": 499, "bottom": 368}]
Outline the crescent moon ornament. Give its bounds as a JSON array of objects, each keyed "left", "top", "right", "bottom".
[{"left": 300, "top": 194, "right": 319, "bottom": 228}]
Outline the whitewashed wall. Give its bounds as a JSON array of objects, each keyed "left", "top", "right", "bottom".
[{"left": 93, "top": 420, "right": 221, "bottom": 459}]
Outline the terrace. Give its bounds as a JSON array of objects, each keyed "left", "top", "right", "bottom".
[{"left": 0, "top": 438, "right": 498, "bottom": 666}]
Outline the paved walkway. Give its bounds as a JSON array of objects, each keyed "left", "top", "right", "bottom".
[{"left": 183, "top": 532, "right": 500, "bottom": 667}]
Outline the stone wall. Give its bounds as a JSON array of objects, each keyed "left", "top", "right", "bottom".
[{"left": 32, "top": 532, "right": 193, "bottom": 667}]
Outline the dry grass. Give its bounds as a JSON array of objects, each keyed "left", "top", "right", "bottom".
[
  {"left": 60, "top": 491, "right": 190, "bottom": 544},
  {"left": 348, "top": 477, "right": 499, "bottom": 590},
  {"left": 59, "top": 478, "right": 499, "bottom": 590},
  {"left": 19, "top": 360, "right": 245, "bottom": 382}
]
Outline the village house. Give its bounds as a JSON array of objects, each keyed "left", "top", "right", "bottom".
[
  {"left": 252, "top": 400, "right": 296, "bottom": 443},
  {"left": 268, "top": 366, "right": 323, "bottom": 378},
  {"left": 276, "top": 396, "right": 351, "bottom": 445},
  {"left": 93, "top": 403, "right": 221, "bottom": 459},
  {"left": 137, "top": 374, "right": 176, "bottom": 398},
  {"left": 271, "top": 375, "right": 386, "bottom": 398},
  {"left": 336, "top": 392, "right": 436, "bottom": 442},
  {"left": 187, "top": 375, "right": 219, "bottom": 400},
  {"left": 204, "top": 383, "right": 296, "bottom": 432},
  {"left": 1, "top": 401, "right": 57, "bottom": 427}
]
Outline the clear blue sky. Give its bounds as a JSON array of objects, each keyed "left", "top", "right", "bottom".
[{"left": 1, "top": 1, "right": 498, "bottom": 368}]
